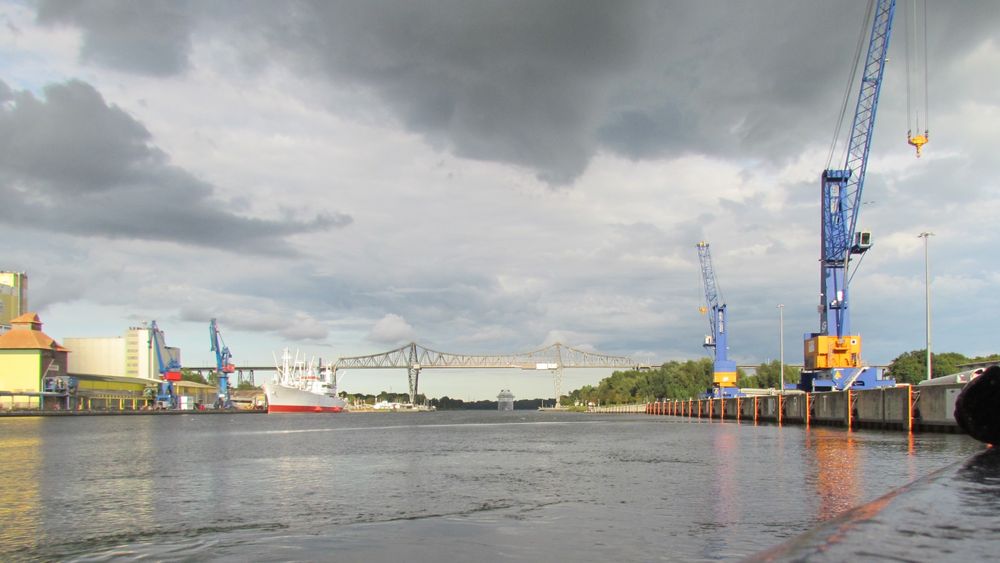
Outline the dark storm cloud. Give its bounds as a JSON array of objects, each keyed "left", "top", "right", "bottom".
[
  {"left": 32, "top": 1, "right": 1000, "bottom": 183},
  {"left": 0, "top": 79, "right": 351, "bottom": 253}
]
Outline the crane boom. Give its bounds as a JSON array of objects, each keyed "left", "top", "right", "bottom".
[
  {"left": 150, "top": 320, "right": 182, "bottom": 408},
  {"left": 209, "top": 318, "right": 235, "bottom": 409},
  {"left": 696, "top": 242, "right": 739, "bottom": 397},
  {"left": 803, "top": 0, "right": 898, "bottom": 392}
]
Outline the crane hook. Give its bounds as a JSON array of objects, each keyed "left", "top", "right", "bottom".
[{"left": 907, "top": 129, "right": 929, "bottom": 158}]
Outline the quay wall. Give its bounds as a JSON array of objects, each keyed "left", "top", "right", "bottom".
[{"left": 637, "top": 384, "right": 966, "bottom": 433}]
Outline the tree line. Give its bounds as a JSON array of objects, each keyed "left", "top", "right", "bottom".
[
  {"left": 563, "top": 350, "right": 999, "bottom": 406},
  {"left": 179, "top": 369, "right": 258, "bottom": 390}
]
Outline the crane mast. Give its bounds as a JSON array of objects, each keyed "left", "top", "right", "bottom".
[
  {"left": 150, "top": 320, "right": 182, "bottom": 408},
  {"left": 801, "top": 0, "right": 898, "bottom": 392},
  {"left": 696, "top": 242, "right": 739, "bottom": 398},
  {"left": 210, "top": 318, "right": 236, "bottom": 409}
]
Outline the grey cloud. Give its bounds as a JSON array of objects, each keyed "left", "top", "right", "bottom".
[
  {"left": 37, "top": 0, "right": 195, "bottom": 76},
  {"left": 29, "top": 1, "right": 1000, "bottom": 184},
  {"left": 0, "top": 79, "right": 351, "bottom": 254},
  {"left": 0, "top": 79, "right": 162, "bottom": 192}
]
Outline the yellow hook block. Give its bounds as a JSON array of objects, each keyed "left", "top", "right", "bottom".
[{"left": 907, "top": 130, "right": 929, "bottom": 158}]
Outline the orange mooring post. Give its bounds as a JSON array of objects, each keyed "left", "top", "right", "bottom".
[
  {"left": 718, "top": 398, "right": 724, "bottom": 421},
  {"left": 736, "top": 397, "right": 741, "bottom": 422},
  {"left": 753, "top": 396, "right": 759, "bottom": 424},
  {"left": 847, "top": 390, "right": 856, "bottom": 430},
  {"left": 907, "top": 385, "right": 914, "bottom": 433},
  {"left": 698, "top": 399, "right": 703, "bottom": 418},
  {"left": 805, "top": 393, "right": 812, "bottom": 427},
  {"left": 777, "top": 393, "right": 784, "bottom": 425}
]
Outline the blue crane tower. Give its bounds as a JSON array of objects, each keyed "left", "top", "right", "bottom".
[
  {"left": 696, "top": 241, "right": 740, "bottom": 399},
  {"left": 210, "top": 318, "right": 236, "bottom": 409},
  {"left": 800, "top": 0, "right": 899, "bottom": 392},
  {"left": 150, "top": 320, "right": 182, "bottom": 408}
]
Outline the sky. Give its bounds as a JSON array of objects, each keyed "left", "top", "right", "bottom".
[{"left": 2, "top": 0, "right": 998, "bottom": 400}]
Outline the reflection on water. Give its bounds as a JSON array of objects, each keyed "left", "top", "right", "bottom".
[
  {"left": 0, "top": 419, "right": 41, "bottom": 553},
  {"left": 956, "top": 448, "right": 1000, "bottom": 517},
  {"left": 0, "top": 412, "right": 984, "bottom": 562},
  {"left": 749, "top": 448, "right": 1000, "bottom": 562},
  {"left": 806, "top": 428, "right": 862, "bottom": 520}
]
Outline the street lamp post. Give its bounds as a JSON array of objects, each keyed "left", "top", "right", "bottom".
[
  {"left": 918, "top": 232, "right": 935, "bottom": 381},
  {"left": 778, "top": 304, "right": 784, "bottom": 393}
]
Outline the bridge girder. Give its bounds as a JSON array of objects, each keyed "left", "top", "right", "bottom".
[{"left": 333, "top": 342, "right": 640, "bottom": 404}]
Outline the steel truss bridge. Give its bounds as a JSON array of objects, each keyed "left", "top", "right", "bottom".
[{"left": 333, "top": 341, "right": 643, "bottom": 406}]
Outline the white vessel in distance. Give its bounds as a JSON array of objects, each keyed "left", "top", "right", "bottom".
[{"left": 264, "top": 348, "right": 347, "bottom": 413}]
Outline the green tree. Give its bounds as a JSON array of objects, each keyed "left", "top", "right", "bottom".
[
  {"left": 564, "top": 359, "right": 715, "bottom": 405},
  {"left": 180, "top": 368, "right": 209, "bottom": 385},
  {"left": 887, "top": 349, "right": 973, "bottom": 384},
  {"left": 738, "top": 360, "right": 798, "bottom": 390}
]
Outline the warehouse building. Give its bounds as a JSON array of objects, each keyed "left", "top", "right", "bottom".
[
  {"left": 64, "top": 325, "right": 217, "bottom": 409},
  {"left": 0, "top": 312, "right": 215, "bottom": 411},
  {"left": 0, "top": 312, "right": 71, "bottom": 410}
]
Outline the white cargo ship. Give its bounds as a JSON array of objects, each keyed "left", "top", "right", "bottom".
[{"left": 264, "top": 349, "right": 347, "bottom": 413}]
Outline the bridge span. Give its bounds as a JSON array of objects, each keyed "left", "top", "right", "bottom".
[{"left": 334, "top": 342, "right": 645, "bottom": 406}]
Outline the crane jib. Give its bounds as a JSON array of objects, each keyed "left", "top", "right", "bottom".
[
  {"left": 820, "top": 0, "right": 896, "bottom": 341},
  {"left": 801, "top": 0, "right": 900, "bottom": 393}
]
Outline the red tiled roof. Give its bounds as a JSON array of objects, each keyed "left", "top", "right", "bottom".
[
  {"left": 0, "top": 313, "right": 67, "bottom": 351},
  {"left": 10, "top": 312, "right": 41, "bottom": 325}
]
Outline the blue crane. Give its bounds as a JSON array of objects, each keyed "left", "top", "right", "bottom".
[
  {"left": 150, "top": 320, "right": 182, "bottom": 408},
  {"left": 696, "top": 241, "right": 740, "bottom": 398},
  {"left": 209, "top": 318, "right": 235, "bottom": 409},
  {"left": 800, "top": 0, "right": 899, "bottom": 392}
]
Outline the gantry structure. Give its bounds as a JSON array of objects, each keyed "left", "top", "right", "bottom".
[{"left": 333, "top": 342, "right": 642, "bottom": 406}]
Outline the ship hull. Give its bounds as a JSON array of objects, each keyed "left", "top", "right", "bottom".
[
  {"left": 264, "top": 382, "right": 347, "bottom": 414},
  {"left": 268, "top": 404, "right": 344, "bottom": 413}
]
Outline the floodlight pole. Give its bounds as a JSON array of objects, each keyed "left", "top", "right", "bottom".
[{"left": 918, "top": 232, "right": 935, "bottom": 381}]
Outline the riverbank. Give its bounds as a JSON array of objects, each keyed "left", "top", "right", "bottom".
[{"left": 0, "top": 408, "right": 264, "bottom": 417}]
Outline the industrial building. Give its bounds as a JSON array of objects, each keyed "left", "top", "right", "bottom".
[
  {"left": 66, "top": 325, "right": 181, "bottom": 381},
  {"left": 0, "top": 312, "right": 70, "bottom": 409},
  {"left": 63, "top": 325, "right": 216, "bottom": 409},
  {"left": 0, "top": 309, "right": 215, "bottom": 410},
  {"left": 0, "top": 271, "right": 28, "bottom": 334}
]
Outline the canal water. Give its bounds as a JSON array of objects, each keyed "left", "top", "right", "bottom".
[{"left": 0, "top": 411, "right": 985, "bottom": 561}]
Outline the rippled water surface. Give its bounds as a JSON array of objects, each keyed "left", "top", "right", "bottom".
[{"left": 0, "top": 411, "right": 984, "bottom": 561}]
